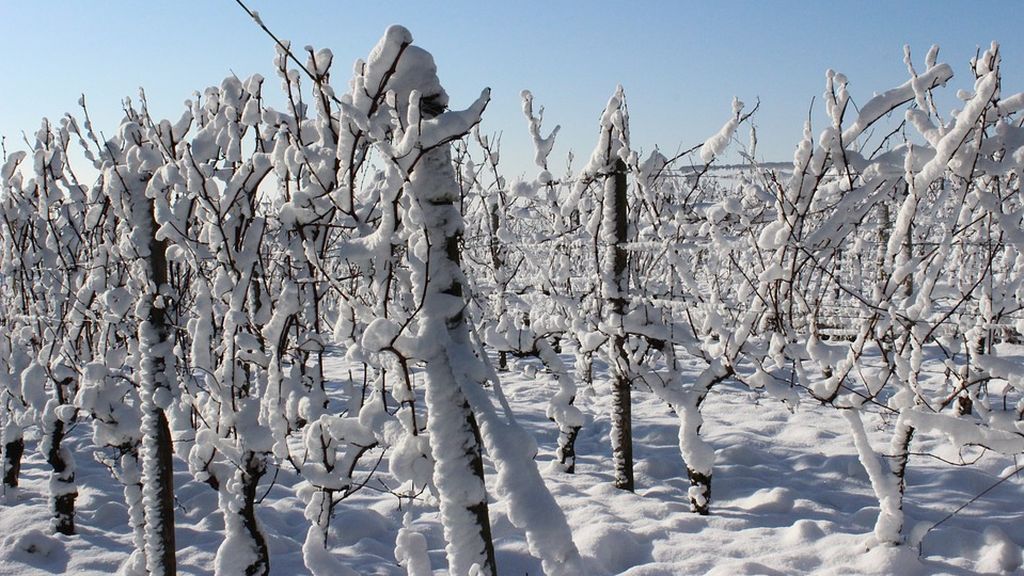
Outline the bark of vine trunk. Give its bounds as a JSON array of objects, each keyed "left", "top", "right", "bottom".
[
  {"left": 682, "top": 391, "right": 713, "bottom": 515},
  {"left": 414, "top": 90, "right": 498, "bottom": 576},
  {"left": 688, "top": 468, "right": 712, "bottom": 516},
  {"left": 888, "top": 420, "right": 915, "bottom": 540},
  {"left": 140, "top": 195, "right": 178, "bottom": 575},
  {"left": 147, "top": 409, "right": 177, "bottom": 574},
  {"left": 558, "top": 426, "right": 581, "bottom": 473},
  {"left": 607, "top": 158, "right": 634, "bottom": 492},
  {"left": 2, "top": 435, "right": 23, "bottom": 489},
  {"left": 462, "top": 400, "right": 497, "bottom": 576},
  {"left": 45, "top": 404, "right": 76, "bottom": 535},
  {"left": 240, "top": 454, "right": 270, "bottom": 576}
]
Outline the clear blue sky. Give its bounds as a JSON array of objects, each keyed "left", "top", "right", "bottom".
[{"left": 2, "top": 1, "right": 1022, "bottom": 176}]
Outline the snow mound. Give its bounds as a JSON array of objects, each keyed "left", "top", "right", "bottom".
[
  {"left": 576, "top": 523, "right": 652, "bottom": 574},
  {"left": 1, "top": 528, "right": 70, "bottom": 572},
  {"left": 976, "top": 526, "right": 1022, "bottom": 574},
  {"left": 783, "top": 519, "right": 826, "bottom": 544},
  {"left": 8, "top": 528, "right": 61, "bottom": 557},
  {"left": 734, "top": 487, "right": 795, "bottom": 514}
]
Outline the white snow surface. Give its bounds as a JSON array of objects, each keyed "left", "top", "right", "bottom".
[{"left": 0, "top": 349, "right": 1022, "bottom": 575}]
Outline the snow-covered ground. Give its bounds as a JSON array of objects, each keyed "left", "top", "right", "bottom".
[{"left": 1, "top": 352, "right": 1022, "bottom": 575}]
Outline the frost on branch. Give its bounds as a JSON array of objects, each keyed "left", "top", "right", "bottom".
[{"left": 700, "top": 97, "right": 744, "bottom": 164}]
